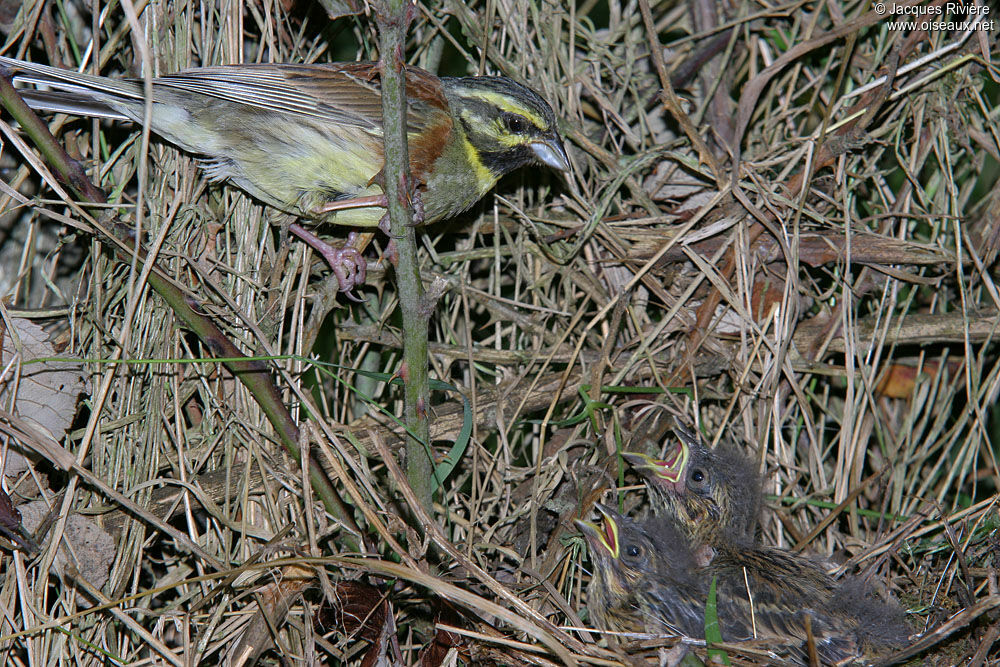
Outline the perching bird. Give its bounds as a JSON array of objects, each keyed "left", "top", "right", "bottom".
[
  {"left": 578, "top": 504, "right": 911, "bottom": 664},
  {"left": 624, "top": 423, "right": 762, "bottom": 547},
  {"left": 0, "top": 56, "right": 569, "bottom": 291}
]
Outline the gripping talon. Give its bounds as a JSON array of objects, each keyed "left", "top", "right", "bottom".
[{"left": 289, "top": 224, "right": 367, "bottom": 295}]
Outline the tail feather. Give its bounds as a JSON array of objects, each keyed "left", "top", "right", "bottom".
[
  {"left": 8, "top": 89, "right": 129, "bottom": 120},
  {"left": 0, "top": 56, "right": 143, "bottom": 118}
]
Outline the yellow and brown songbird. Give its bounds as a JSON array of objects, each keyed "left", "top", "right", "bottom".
[
  {"left": 0, "top": 56, "right": 569, "bottom": 291},
  {"left": 578, "top": 504, "right": 910, "bottom": 664}
]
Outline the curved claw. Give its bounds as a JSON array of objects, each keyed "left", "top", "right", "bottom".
[
  {"left": 289, "top": 224, "right": 368, "bottom": 296},
  {"left": 329, "top": 247, "right": 366, "bottom": 294},
  {"left": 383, "top": 239, "right": 399, "bottom": 266}
]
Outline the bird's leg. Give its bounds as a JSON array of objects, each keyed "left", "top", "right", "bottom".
[
  {"left": 313, "top": 194, "right": 388, "bottom": 214},
  {"left": 374, "top": 216, "right": 399, "bottom": 266},
  {"left": 289, "top": 224, "right": 367, "bottom": 299},
  {"left": 377, "top": 212, "right": 393, "bottom": 237},
  {"left": 376, "top": 193, "right": 424, "bottom": 233},
  {"left": 382, "top": 237, "right": 399, "bottom": 266}
]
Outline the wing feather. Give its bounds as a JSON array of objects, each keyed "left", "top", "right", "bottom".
[{"left": 154, "top": 62, "right": 449, "bottom": 133}]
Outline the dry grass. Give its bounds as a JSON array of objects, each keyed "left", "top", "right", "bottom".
[{"left": 1, "top": 0, "right": 999, "bottom": 664}]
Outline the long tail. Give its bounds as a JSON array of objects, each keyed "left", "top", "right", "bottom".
[{"left": 0, "top": 55, "right": 143, "bottom": 120}]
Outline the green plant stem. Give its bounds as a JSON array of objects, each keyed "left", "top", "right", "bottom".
[
  {"left": 373, "top": 1, "right": 434, "bottom": 513},
  {"left": 0, "top": 68, "right": 357, "bottom": 543}
]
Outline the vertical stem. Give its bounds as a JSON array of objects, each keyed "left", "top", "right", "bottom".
[{"left": 373, "top": 1, "right": 434, "bottom": 513}]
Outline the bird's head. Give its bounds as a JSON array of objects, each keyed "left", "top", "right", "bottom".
[
  {"left": 443, "top": 76, "right": 569, "bottom": 180},
  {"left": 575, "top": 503, "right": 655, "bottom": 594},
  {"left": 627, "top": 426, "right": 761, "bottom": 546},
  {"left": 576, "top": 505, "right": 703, "bottom": 634}
]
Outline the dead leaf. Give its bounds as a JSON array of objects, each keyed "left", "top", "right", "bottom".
[
  {"left": 19, "top": 500, "right": 114, "bottom": 586},
  {"left": 315, "top": 0, "right": 363, "bottom": 20},
  {"left": 318, "top": 580, "right": 401, "bottom": 667},
  {"left": 0, "top": 318, "right": 85, "bottom": 444},
  {"left": 229, "top": 563, "right": 313, "bottom": 667}
]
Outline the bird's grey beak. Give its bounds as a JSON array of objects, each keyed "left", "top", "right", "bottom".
[{"left": 531, "top": 136, "right": 571, "bottom": 171}]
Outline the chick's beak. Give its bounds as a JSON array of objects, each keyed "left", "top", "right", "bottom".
[
  {"left": 624, "top": 447, "right": 688, "bottom": 487},
  {"left": 575, "top": 519, "right": 605, "bottom": 552},
  {"left": 594, "top": 504, "right": 621, "bottom": 558},
  {"left": 575, "top": 510, "right": 619, "bottom": 559},
  {"left": 531, "top": 134, "right": 571, "bottom": 171}
]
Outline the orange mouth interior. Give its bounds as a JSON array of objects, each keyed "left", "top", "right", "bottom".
[{"left": 653, "top": 441, "right": 689, "bottom": 483}]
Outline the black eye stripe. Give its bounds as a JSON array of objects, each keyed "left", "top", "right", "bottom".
[{"left": 501, "top": 111, "right": 530, "bottom": 133}]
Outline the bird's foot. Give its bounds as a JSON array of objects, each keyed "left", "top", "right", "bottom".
[
  {"left": 289, "top": 224, "right": 367, "bottom": 299},
  {"left": 375, "top": 187, "right": 425, "bottom": 235},
  {"left": 377, "top": 212, "right": 392, "bottom": 236},
  {"left": 408, "top": 189, "right": 425, "bottom": 227}
]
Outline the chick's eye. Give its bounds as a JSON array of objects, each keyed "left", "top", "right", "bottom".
[
  {"left": 502, "top": 112, "right": 529, "bottom": 134},
  {"left": 690, "top": 468, "right": 706, "bottom": 485},
  {"left": 626, "top": 544, "right": 641, "bottom": 558}
]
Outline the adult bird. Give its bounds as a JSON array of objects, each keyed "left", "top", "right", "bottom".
[{"left": 0, "top": 56, "right": 569, "bottom": 292}]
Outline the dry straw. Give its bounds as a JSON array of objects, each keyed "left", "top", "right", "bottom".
[{"left": 0, "top": 0, "right": 998, "bottom": 663}]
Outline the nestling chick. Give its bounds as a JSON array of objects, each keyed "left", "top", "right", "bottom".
[
  {"left": 625, "top": 423, "right": 761, "bottom": 547},
  {"left": 579, "top": 504, "right": 910, "bottom": 664},
  {"left": 623, "top": 423, "right": 911, "bottom": 663},
  {"left": 575, "top": 503, "right": 702, "bottom": 636}
]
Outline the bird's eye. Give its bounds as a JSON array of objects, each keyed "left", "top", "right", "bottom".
[
  {"left": 501, "top": 112, "right": 529, "bottom": 134},
  {"left": 690, "top": 468, "right": 707, "bottom": 487}
]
